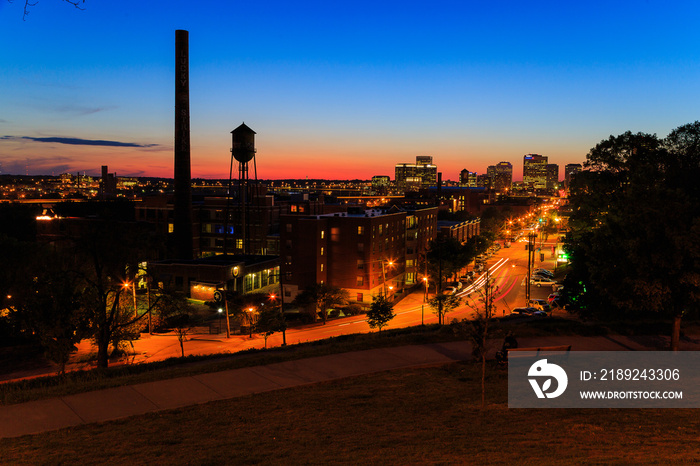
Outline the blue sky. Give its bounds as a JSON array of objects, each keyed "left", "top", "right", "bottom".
[{"left": 1, "top": 0, "right": 699, "bottom": 179}]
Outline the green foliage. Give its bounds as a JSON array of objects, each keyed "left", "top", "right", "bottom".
[
  {"left": 2, "top": 238, "right": 89, "bottom": 374},
  {"left": 255, "top": 304, "right": 286, "bottom": 348},
  {"left": 565, "top": 122, "right": 700, "bottom": 333},
  {"left": 292, "top": 283, "right": 349, "bottom": 324},
  {"left": 366, "top": 295, "right": 395, "bottom": 332},
  {"left": 428, "top": 293, "right": 461, "bottom": 325}
]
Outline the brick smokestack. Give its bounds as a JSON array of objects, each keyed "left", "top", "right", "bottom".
[{"left": 174, "top": 29, "right": 193, "bottom": 260}]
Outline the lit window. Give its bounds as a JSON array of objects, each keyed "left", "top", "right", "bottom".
[
  {"left": 321, "top": 263, "right": 324, "bottom": 272},
  {"left": 358, "top": 226, "right": 364, "bottom": 235},
  {"left": 356, "top": 276, "right": 364, "bottom": 286},
  {"left": 320, "top": 247, "right": 324, "bottom": 256},
  {"left": 321, "top": 230, "right": 325, "bottom": 239}
]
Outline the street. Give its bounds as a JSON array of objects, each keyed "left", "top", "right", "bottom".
[{"left": 2, "top": 231, "right": 567, "bottom": 381}]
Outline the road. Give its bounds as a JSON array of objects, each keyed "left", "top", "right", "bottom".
[{"left": 2, "top": 232, "right": 567, "bottom": 381}]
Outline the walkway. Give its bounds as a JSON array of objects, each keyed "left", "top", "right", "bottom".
[{"left": 2, "top": 334, "right": 699, "bottom": 439}]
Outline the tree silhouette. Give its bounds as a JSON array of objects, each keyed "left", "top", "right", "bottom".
[
  {"left": 366, "top": 295, "right": 395, "bottom": 333},
  {"left": 565, "top": 122, "right": 700, "bottom": 350},
  {"left": 10, "top": 0, "right": 85, "bottom": 20}
]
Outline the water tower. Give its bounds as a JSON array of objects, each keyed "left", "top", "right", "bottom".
[{"left": 225, "top": 123, "right": 257, "bottom": 256}]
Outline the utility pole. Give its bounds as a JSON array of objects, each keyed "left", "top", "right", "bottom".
[{"left": 526, "top": 232, "right": 535, "bottom": 303}]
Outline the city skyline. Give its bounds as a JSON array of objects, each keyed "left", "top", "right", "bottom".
[{"left": 1, "top": 1, "right": 699, "bottom": 180}]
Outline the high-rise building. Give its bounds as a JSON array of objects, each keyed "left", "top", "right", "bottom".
[
  {"left": 494, "top": 162, "right": 513, "bottom": 192},
  {"left": 395, "top": 156, "right": 437, "bottom": 190},
  {"left": 459, "top": 169, "right": 477, "bottom": 187},
  {"left": 564, "top": 163, "right": 582, "bottom": 190},
  {"left": 523, "top": 154, "right": 548, "bottom": 189},
  {"left": 546, "top": 164, "right": 559, "bottom": 190},
  {"left": 371, "top": 175, "right": 390, "bottom": 193}
]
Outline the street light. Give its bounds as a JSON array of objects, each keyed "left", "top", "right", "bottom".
[{"left": 123, "top": 281, "right": 137, "bottom": 316}]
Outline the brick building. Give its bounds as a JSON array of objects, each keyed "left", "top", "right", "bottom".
[{"left": 280, "top": 206, "right": 438, "bottom": 307}]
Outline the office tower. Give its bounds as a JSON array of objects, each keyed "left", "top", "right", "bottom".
[
  {"left": 523, "top": 154, "right": 548, "bottom": 189},
  {"left": 494, "top": 162, "right": 513, "bottom": 192}
]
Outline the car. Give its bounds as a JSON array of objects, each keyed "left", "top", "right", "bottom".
[
  {"left": 548, "top": 292, "right": 561, "bottom": 303},
  {"left": 530, "top": 277, "right": 556, "bottom": 287},
  {"left": 552, "top": 283, "right": 565, "bottom": 292},
  {"left": 550, "top": 298, "right": 565, "bottom": 309},
  {"left": 528, "top": 299, "right": 552, "bottom": 313},
  {"left": 473, "top": 263, "right": 484, "bottom": 272},
  {"left": 533, "top": 268, "right": 554, "bottom": 277},
  {"left": 511, "top": 307, "right": 538, "bottom": 316},
  {"left": 449, "top": 281, "right": 463, "bottom": 291},
  {"left": 531, "top": 272, "right": 552, "bottom": 280},
  {"left": 443, "top": 286, "right": 457, "bottom": 295},
  {"left": 461, "top": 271, "right": 475, "bottom": 281},
  {"left": 532, "top": 310, "right": 549, "bottom": 317}
]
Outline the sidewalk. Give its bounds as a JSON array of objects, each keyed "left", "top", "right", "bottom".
[{"left": 2, "top": 335, "right": 700, "bottom": 439}]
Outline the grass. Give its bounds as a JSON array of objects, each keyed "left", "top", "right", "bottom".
[
  {"left": 0, "top": 314, "right": 684, "bottom": 406},
  {"left": 2, "top": 361, "right": 699, "bottom": 465}
]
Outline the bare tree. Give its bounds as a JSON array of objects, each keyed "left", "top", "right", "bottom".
[{"left": 9, "top": 0, "right": 85, "bottom": 21}]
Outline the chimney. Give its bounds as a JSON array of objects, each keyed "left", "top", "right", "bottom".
[{"left": 174, "top": 29, "right": 194, "bottom": 260}]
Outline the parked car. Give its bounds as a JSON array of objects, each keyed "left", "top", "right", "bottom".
[
  {"left": 533, "top": 268, "right": 554, "bottom": 277},
  {"left": 552, "top": 283, "right": 565, "bottom": 292},
  {"left": 528, "top": 299, "right": 552, "bottom": 313},
  {"left": 530, "top": 277, "right": 556, "bottom": 287},
  {"left": 461, "top": 271, "right": 475, "bottom": 281},
  {"left": 449, "top": 281, "right": 463, "bottom": 291},
  {"left": 547, "top": 292, "right": 561, "bottom": 303},
  {"left": 443, "top": 286, "right": 457, "bottom": 295},
  {"left": 511, "top": 307, "right": 538, "bottom": 316},
  {"left": 473, "top": 263, "right": 484, "bottom": 272}
]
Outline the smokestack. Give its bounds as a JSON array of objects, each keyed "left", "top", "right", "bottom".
[{"left": 174, "top": 29, "right": 194, "bottom": 260}]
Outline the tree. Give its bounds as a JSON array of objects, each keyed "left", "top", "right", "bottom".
[
  {"left": 9, "top": 0, "right": 85, "bottom": 20},
  {"left": 67, "top": 217, "right": 166, "bottom": 367},
  {"left": 428, "top": 293, "right": 461, "bottom": 325},
  {"left": 292, "top": 283, "right": 348, "bottom": 325},
  {"left": 159, "top": 292, "right": 200, "bottom": 358},
  {"left": 565, "top": 123, "right": 700, "bottom": 350},
  {"left": 255, "top": 304, "right": 286, "bottom": 348},
  {"left": 462, "top": 267, "right": 498, "bottom": 409},
  {"left": 426, "top": 237, "right": 472, "bottom": 291},
  {"left": 366, "top": 295, "right": 395, "bottom": 333},
  {"left": 4, "top": 242, "right": 89, "bottom": 375}
]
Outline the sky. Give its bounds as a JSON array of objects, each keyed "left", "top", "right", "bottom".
[{"left": 1, "top": 1, "right": 699, "bottom": 181}]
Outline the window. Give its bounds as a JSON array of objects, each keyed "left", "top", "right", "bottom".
[
  {"left": 357, "top": 260, "right": 364, "bottom": 269},
  {"left": 320, "top": 263, "right": 324, "bottom": 272},
  {"left": 321, "top": 230, "right": 325, "bottom": 239},
  {"left": 357, "top": 293, "right": 364, "bottom": 302},
  {"left": 358, "top": 242, "right": 364, "bottom": 252},
  {"left": 236, "top": 239, "right": 243, "bottom": 250},
  {"left": 320, "top": 247, "right": 324, "bottom": 256},
  {"left": 358, "top": 226, "right": 364, "bottom": 235},
  {"left": 290, "top": 205, "right": 297, "bottom": 213},
  {"left": 406, "top": 259, "right": 414, "bottom": 268},
  {"left": 378, "top": 224, "right": 383, "bottom": 235},
  {"left": 356, "top": 276, "right": 364, "bottom": 286},
  {"left": 286, "top": 223, "right": 292, "bottom": 233}
]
